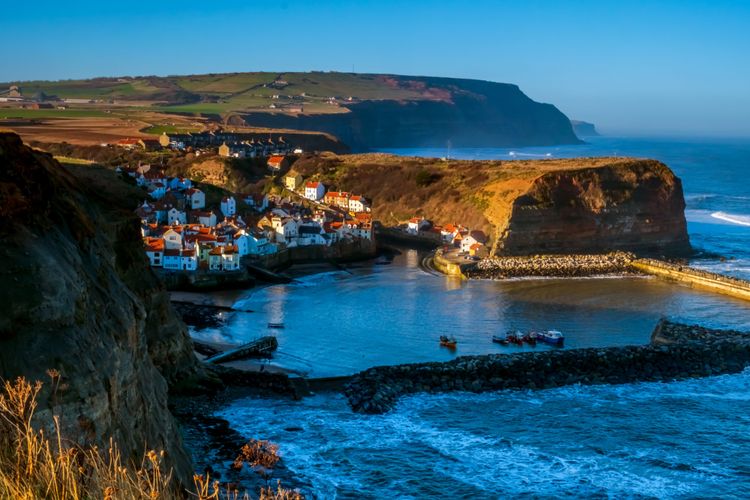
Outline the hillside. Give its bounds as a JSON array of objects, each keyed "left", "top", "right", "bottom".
[
  {"left": 0, "top": 132, "right": 201, "bottom": 486},
  {"left": 2, "top": 72, "right": 581, "bottom": 150},
  {"left": 290, "top": 153, "right": 691, "bottom": 256}
]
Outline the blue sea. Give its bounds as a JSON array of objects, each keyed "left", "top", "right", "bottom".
[{"left": 213, "top": 137, "right": 750, "bottom": 499}]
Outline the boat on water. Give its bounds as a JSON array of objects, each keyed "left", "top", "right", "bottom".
[
  {"left": 439, "top": 335, "right": 457, "bottom": 348},
  {"left": 267, "top": 322, "right": 285, "bottom": 329},
  {"left": 492, "top": 335, "right": 509, "bottom": 345},
  {"left": 522, "top": 332, "right": 537, "bottom": 346},
  {"left": 537, "top": 330, "right": 564, "bottom": 346}
]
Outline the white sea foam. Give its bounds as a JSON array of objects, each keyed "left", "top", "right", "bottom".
[{"left": 711, "top": 211, "right": 750, "bottom": 227}]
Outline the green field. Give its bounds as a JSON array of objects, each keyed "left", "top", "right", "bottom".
[
  {"left": 140, "top": 124, "right": 202, "bottom": 135},
  {"left": 1, "top": 71, "right": 455, "bottom": 118}
]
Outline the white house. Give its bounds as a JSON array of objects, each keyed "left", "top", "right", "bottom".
[
  {"left": 304, "top": 181, "right": 326, "bottom": 201},
  {"left": 162, "top": 228, "right": 183, "bottom": 250},
  {"left": 194, "top": 211, "right": 217, "bottom": 227},
  {"left": 144, "top": 239, "right": 164, "bottom": 267},
  {"left": 297, "top": 224, "right": 326, "bottom": 246},
  {"left": 273, "top": 217, "right": 299, "bottom": 244},
  {"left": 179, "top": 248, "right": 198, "bottom": 271},
  {"left": 407, "top": 217, "right": 431, "bottom": 234},
  {"left": 221, "top": 246, "right": 241, "bottom": 271},
  {"left": 460, "top": 231, "right": 488, "bottom": 253},
  {"left": 220, "top": 196, "right": 237, "bottom": 217},
  {"left": 185, "top": 188, "right": 206, "bottom": 210},
  {"left": 348, "top": 195, "right": 369, "bottom": 213},
  {"left": 167, "top": 208, "right": 187, "bottom": 225}
]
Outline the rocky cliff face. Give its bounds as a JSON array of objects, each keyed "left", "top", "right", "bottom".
[
  {"left": 291, "top": 154, "right": 690, "bottom": 257},
  {"left": 499, "top": 160, "right": 691, "bottom": 256},
  {"left": 0, "top": 132, "right": 200, "bottom": 484},
  {"left": 242, "top": 77, "right": 581, "bottom": 151}
]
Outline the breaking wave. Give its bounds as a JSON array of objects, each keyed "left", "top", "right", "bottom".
[{"left": 711, "top": 211, "right": 750, "bottom": 227}]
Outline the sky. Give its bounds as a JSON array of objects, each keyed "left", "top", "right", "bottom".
[{"left": 1, "top": 0, "right": 749, "bottom": 137}]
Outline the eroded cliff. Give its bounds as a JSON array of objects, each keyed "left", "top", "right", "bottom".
[
  {"left": 291, "top": 153, "right": 690, "bottom": 257},
  {"left": 0, "top": 132, "right": 200, "bottom": 484}
]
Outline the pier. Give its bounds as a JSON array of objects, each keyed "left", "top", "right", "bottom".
[
  {"left": 631, "top": 258, "right": 750, "bottom": 302},
  {"left": 203, "top": 336, "right": 279, "bottom": 364}
]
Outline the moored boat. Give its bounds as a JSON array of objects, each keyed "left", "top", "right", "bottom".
[
  {"left": 538, "top": 330, "right": 564, "bottom": 346},
  {"left": 439, "top": 335, "right": 457, "bottom": 348},
  {"left": 492, "top": 335, "right": 509, "bottom": 345}
]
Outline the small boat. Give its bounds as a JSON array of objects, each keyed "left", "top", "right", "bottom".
[
  {"left": 521, "top": 332, "right": 537, "bottom": 346},
  {"left": 439, "top": 335, "right": 457, "bottom": 348},
  {"left": 538, "top": 330, "right": 564, "bottom": 346},
  {"left": 492, "top": 335, "right": 509, "bottom": 345},
  {"left": 267, "top": 322, "right": 285, "bottom": 329}
]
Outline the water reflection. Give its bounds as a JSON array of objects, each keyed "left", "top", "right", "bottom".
[{"left": 192, "top": 251, "right": 750, "bottom": 377}]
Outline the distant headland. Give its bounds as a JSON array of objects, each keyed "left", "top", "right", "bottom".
[{"left": 0, "top": 72, "right": 582, "bottom": 151}]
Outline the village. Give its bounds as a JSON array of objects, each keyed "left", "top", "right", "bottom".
[
  {"left": 110, "top": 130, "right": 489, "bottom": 276},
  {"left": 123, "top": 155, "right": 375, "bottom": 275}
]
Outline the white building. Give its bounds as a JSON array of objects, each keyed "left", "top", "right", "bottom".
[
  {"left": 220, "top": 196, "right": 237, "bottom": 217},
  {"left": 179, "top": 248, "right": 198, "bottom": 271},
  {"left": 304, "top": 181, "right": 326, "bottom": 201},
  {"left": 348, "top": 195, "right": 369, "bottom": 213},
  {"left": 162, "top": 228, "right": 183, "bottom": 250},
  {"left": 407, "top": 217, "right": 431, "bottom": 234},
  {"left": 167, "top": 208, "right": 187, "bottom": 225},
  {"left": 185, "top": 188, "right": 206, "bottom": 210},
  {"left": 195, "top": 211, "right": 217, "bottom": 227},
  {"left": 273, "top": 217, "right": 299, "bottom": 244}
]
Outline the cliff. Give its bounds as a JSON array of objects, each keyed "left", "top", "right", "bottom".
[
  {"left": 571, "top": 120, "right": 600, "bottom": 137},
  {"left": 291, "top": 154, "right": 691, "bottom": 257},
  {"left": 241, "top": 76, "right": 581, "bottom": 151},
  {"left": 0, "top": 132, "right": 200, "bottom": 484}
]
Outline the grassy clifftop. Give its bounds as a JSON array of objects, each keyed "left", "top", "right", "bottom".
[
  {"left": 2, "top": 72, "right": 581, "bottom": 149},
  {"left": 291, "top": 153, "right": 691, "bottom": 256}
]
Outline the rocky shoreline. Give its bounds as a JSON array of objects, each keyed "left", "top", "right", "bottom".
[
  {"left": 344, "top": 320, "right": 750, "bottom": 414},
  {"left": 465, "top": 251, "right": 638, "bottom": 279}
]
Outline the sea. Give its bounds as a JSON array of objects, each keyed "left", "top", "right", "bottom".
[{"left": 199, "top": 136, "right": 750, "bottom": 498}]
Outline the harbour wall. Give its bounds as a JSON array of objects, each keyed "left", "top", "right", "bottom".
[
  {"left": 248, "top": 238, "right": 377, "bottom": 271},
  {"left": 344, "top": 320, "right": 750, "bottom": 414},
  {"left": 631, "top": 258, "right": 750, "bottom": 301},
  {"left": 431, "top": 249, "right": 471, "bottom": 277}
]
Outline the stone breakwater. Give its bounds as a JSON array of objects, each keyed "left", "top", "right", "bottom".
[
  {"left": 464, "top": 251, "right": 636, "bottom": 279},
  {"left": 344, "top": 320, "right": 750, "bottom": 414}
]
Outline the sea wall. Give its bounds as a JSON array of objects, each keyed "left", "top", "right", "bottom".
[
  {"left": 432, "top": 250, "right": 471, "bottom": 277},
  {"left": 249, "top": 238, "right": 377, "bottom": 271},
  {"left": 631, "top": 259, "right": 750, "bottom": 301},
  {"left": 344, "top": 320, "right": 750, "bottom": 414},
  {"left": 466, "top": 252, "right": 636, "bottom": 279}
]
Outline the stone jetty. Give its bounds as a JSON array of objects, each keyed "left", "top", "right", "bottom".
[
  {"left": 465, "top": 251, "right": 636, "bottom": 279},
  {"left": 344, "top": 320, "right": 750, "bottom": 414}
]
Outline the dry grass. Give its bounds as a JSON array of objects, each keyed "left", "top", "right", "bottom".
[
  {"left": 0, "top": 376, "right": 173, "bottom": 499},
  {"left": 0, "top": 376, "right": 302, "bottom": 500},
  {"left": 232, "top": 440, "right": 281, "bottom": 472}
]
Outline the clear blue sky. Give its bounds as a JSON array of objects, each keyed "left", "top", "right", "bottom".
[{"left": 2, "top": 0, "right": 749, "bottom": 137}]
